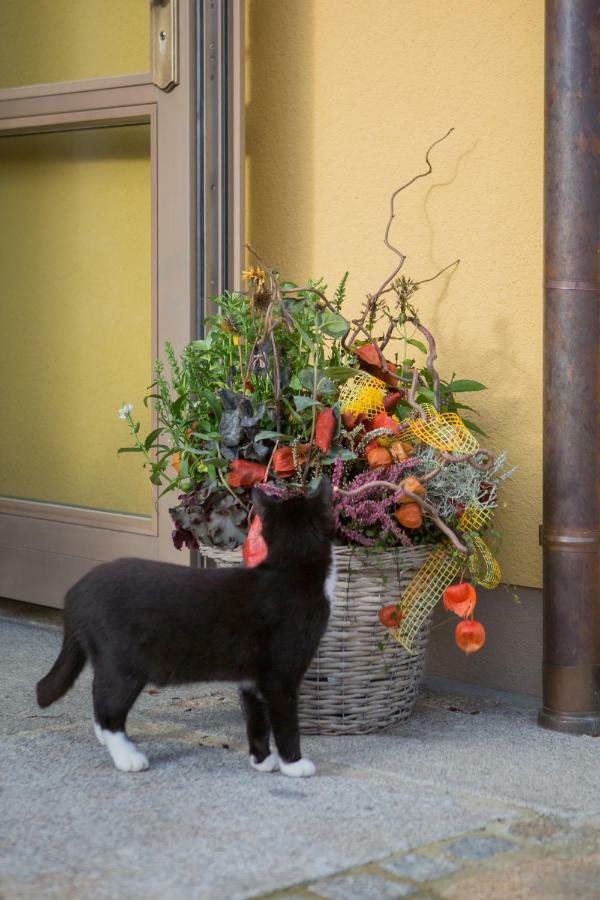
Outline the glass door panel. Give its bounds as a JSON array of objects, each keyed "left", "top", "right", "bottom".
[
  {"left": 0, "top": 0, "right": 150, "bottom": 89},
  {"left": 0, "top": 123, "right": 153, "bottom": 517}
]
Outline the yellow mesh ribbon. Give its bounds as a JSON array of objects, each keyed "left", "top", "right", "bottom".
[
  {"left": 391, "top": 547, "right": 463, "bottom": 651},
  {"left": 409, "top": 403, "right": 479, "bottom": 454},
  {"left": 458, "top": 501, "right": 493, "bottom": 533},
  {"left": 339, "top": 372, "right": 386, "bottom": 418},
  {"left": 468, "top": 536, "right": 501, "bottom": 589}
]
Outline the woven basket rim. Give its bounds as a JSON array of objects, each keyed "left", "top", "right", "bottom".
[{"left": 199, "top": 540, "right": 437, "bottom": 560}]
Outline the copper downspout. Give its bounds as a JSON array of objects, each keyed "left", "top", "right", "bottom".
[{"left": 540, "top": 0, "right": 600, "bottom": 734}]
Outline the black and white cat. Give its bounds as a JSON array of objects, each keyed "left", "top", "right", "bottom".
[{"left": 36, "top": 479, "right": 335, "bottom": 777}]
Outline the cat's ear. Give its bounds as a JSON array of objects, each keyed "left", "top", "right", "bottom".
[
  {"left": 309, "top": 476, "right": 332, "bottom": 508},
  {"left": 251, "top": 486, "right": 272, "bottom": 517}
]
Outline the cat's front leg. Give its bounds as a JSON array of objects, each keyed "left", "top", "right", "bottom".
[
  {"left": 261, "top": 682, "right": 315, "bottom": 778},
  {"left": 239, "top": 682, "right": 278, "bottom": 773}
]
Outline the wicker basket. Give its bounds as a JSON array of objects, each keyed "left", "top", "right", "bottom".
[{"left": 200, "top": 542, "right": 433, "bottom": 734}]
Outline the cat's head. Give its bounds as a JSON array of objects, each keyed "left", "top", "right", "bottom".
[{"left": 251, "top": 478, "right": 334, "bottom": 563}]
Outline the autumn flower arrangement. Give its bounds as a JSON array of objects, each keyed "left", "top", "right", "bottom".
[{"left": 121, "top": 130, "right": 513, "bottom": 657}]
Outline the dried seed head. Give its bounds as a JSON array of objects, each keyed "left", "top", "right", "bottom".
[{"left": 251, "top": 285, "right": 273, "bottom": 312}]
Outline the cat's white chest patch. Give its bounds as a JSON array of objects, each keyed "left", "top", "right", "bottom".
[{"left": 324, "top": 554, "right": 337, "bottom": 605}]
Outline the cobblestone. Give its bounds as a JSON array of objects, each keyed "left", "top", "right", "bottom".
[
  {"left": 308, "top": 872, "right": 415, "bottom": 899},
  {"left": 443, "top": 834, "right": 516, "bottom": 861},
  {"left": 381, "top": 852, "right": 459, "bottom": 882}
]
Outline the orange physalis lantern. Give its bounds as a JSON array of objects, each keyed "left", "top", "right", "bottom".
[
  {"left": 398, "top": 476, "right": 425, "bottom": 502},
  {"left": 370, "top": 412, "right": 401, "bottom": 435},
  {"left": 378, "top": 604, "right": 403, "bottom": 628},
  {"left": 272, "top": 444, "right": 310, "bottom": 477},
  {"left": 366, "top": 444, "right": 393, "bottom": 468},
  {"left": 227, "top": 459, "right": 268, "bottom": 488},
  {"left": 455, "top": 619, "right": 486, "bottom": 654},
  {"left": 315, "top": 408, "right": 336, "bottom": 453},
  {"left": 443, "top": 582, "right": 477, "bottom": 618},
  {"left": 393, "top": 502, "right": 423, "bottom": 529},
  {"left": 243, "top": 515, "right": 268, "bottom": 568}
]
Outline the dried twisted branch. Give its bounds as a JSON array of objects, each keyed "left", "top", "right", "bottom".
[
  {"left": 345, "top": 128, "right": 455, "bottom": 350},
  {"left": 414, "top": 258, "right": 460, "bottom": 288},
  {"left": 439, "top": 449, "right": 496, "bottom": 471},
  {"left": 406, "top": 317, "right": 441, "bottom": 410}
]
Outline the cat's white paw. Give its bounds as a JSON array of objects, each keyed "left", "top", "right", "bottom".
[
  {"left": 279, "top": 757, "right": 316, "bottom": 778},
  {"left": 103, "top": 730, "right": 149, "bottom": 773},
  {"left": 93, "top": 722, "right": 106, "bottom": 745},
  {"left": 250, "top": 752, "right": 279, "bottom": 773},
  {"left": 115, "top": 749, "right": 150, "bottom": 773}
]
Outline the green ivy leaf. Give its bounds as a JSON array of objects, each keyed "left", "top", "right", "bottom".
[
  {"left": 450, "top": 402, "right": 478, "bottom": 414},
  {"left": 446, "top": 379, "right": 487, "bottom": 393},
  {"left": 287, "top": 313, "right": 315, "bottom": 352},
  {"left": 254, "top": 430, "right": 292, "bottom": 442},
  {"left": 317, "top": 376, "right": 337, "bottom": 396},
  {"left": 294, "top": 396, "right": 321, "bottom": 412},
  {"left": 191, "top": 431, "right": 222, "bottom": 441},
  {"left": 407, "top": 338, "right": 427, "bottom": 354},
  {"left": 298, "top": 368, "right": 321, "bottom": 391},
  {"left": 320, "top": 310, "right": 350, "bottom": 338},
  {"left": 171, "top": 395, "right": 186, "bottom": 417},
  {"left": 201, "top": 390, "right": 222, "bottom": 418},
  {"left": 323, "top": 366, "right": 358, "bottom": 382},
  {"left": 462, "top": 419, "right": 488, "bottom": 437},
  {"left": 416, "top": 387, "right": 435, "bottom": 403},
  {"left": 143, "top": 428, "right": 163, "bottom": 451}
]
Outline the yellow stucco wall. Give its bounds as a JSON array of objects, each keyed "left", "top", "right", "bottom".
[
  {"left": 246, "top": 0, "right": 544, "bottom": 588},
  {"left": 0, "top": 0, "right": 149, "bottom": 89},
  {"left": 0, "top": 125, "right": 153, "bottom": 516}
]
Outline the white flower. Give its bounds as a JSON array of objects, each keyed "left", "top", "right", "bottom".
[{"left": 119, "top": 403, "right": 134, "bottom": 420}]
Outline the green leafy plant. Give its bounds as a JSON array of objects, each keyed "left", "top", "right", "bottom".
[{"left": 120, "top": 130, "right": 512, "bottom": 560}]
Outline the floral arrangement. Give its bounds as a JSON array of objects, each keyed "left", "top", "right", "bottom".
[{"left": 120, "top": 130, "right": 513, "bottom": 654}]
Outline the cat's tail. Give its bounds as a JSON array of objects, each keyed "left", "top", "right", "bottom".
[{"left": 36, "top": 620, "right": 86, "bottom": 708}]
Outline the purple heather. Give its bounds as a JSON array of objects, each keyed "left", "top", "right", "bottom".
[{"left": 332, "top": 458, "right": 420, "bottom": 548}]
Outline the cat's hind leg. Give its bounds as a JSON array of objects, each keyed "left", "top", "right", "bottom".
[
  {"left": 260, "top": 680, "right": 315, "bottom": 778},
  {"left": 239, "top": 682, "right": 278, "bottom": 773},
  {"left": 92, "top": 667, "right": 148, "bottom": 773}
]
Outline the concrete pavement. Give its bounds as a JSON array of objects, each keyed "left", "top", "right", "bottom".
[{"left": 1, "top": 604, "right": 599, "bottom": 899}]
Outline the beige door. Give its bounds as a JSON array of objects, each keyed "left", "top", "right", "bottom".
[{"left": 0, "top": 2, "right": 199, "bottom": 607}]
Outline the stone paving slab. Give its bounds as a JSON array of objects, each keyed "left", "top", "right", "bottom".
[
  {"left": 308, "top": 871, "right": 416, "bottom": 898},
  {"left": 1, "top": 721, "right": 514, "bottom": 900},
  {"left": 381, "top": 853, "right": 459, "bottom": 882},
  {"left": 312, "top": 695, "right": 600, "bottom": 819},
  {"left": 3, "top": 613, "right": 600, "bottom": 899}
]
